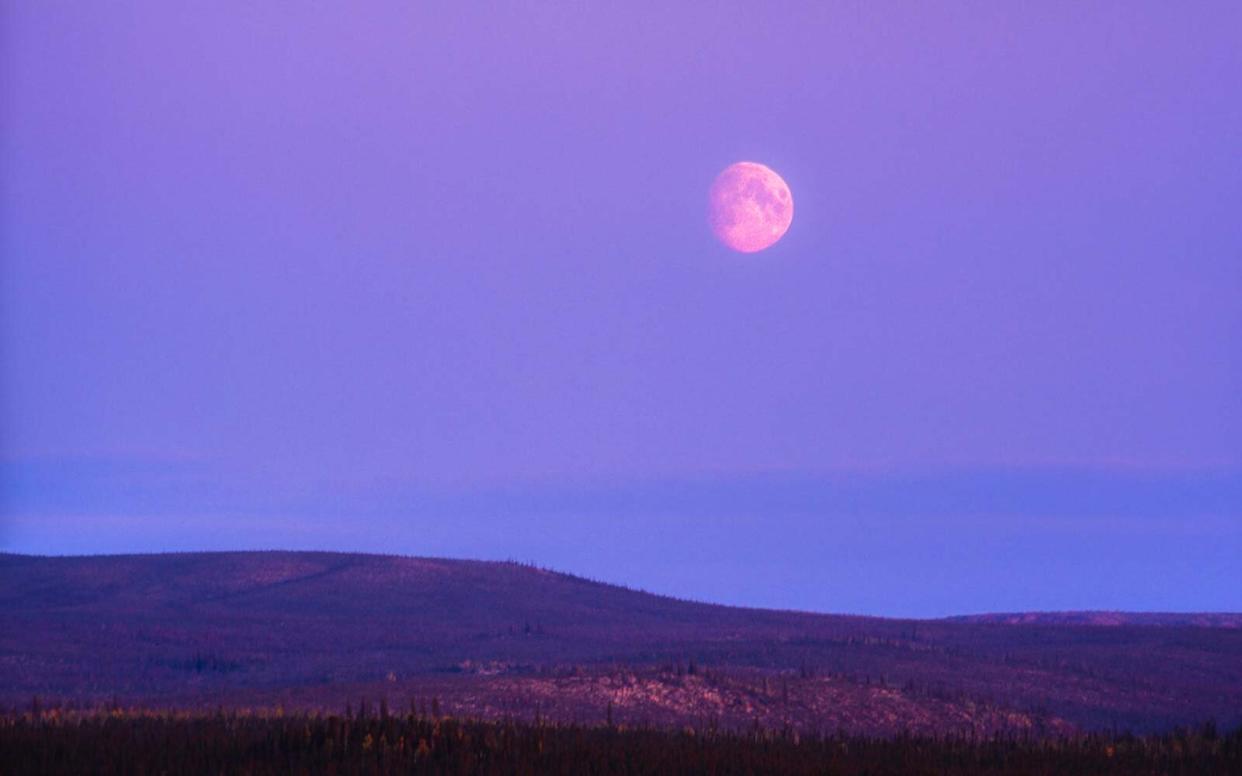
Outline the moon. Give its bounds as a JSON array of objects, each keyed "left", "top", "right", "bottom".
[{"left": 708, "top": 161, "right": 793, "bottom": 253}]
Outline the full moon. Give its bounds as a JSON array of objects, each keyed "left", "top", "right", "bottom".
[{"left": 708, "top": 161, "right": 793, "bottom": 253}]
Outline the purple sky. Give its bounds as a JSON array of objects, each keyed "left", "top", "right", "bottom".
[{"left": 2, "top": 3, "right": 1239, "bottom": 615}]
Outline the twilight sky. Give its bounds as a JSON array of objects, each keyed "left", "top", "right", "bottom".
[{"left": 2, "top": 2, "right": 1239, "bottom": 616}]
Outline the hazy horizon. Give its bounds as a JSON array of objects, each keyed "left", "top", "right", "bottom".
[{"left": 5, "top": 461, "right": 1239, "bottom": 617}]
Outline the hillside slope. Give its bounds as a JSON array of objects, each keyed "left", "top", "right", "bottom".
[{"left": 2, "top": 552, "right": 1239, "bottom": 734}]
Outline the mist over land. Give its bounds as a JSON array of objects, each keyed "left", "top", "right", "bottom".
[{"left": 6, "top": 464, "right": 1240, "bottom": 618}]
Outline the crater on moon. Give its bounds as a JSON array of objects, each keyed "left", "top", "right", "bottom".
[{"left": 708, "top": 161, "right": 793, "bottom": 253}]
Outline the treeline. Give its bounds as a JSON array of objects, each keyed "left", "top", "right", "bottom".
[{"left": 1, "top": 706, "right": 1238, "bottom": 775}]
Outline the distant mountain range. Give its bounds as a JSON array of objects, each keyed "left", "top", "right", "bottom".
[{"left": 2, "top": 552, "right": 1239, "bottom": 735}]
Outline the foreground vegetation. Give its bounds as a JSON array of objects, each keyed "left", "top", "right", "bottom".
[{"left": 1, "top": 706, "right": 1238, "bottom": 775}]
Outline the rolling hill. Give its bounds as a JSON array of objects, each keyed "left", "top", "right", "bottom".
[{"left": 2, "top": 551, "right": 1239, "bottom": 735}]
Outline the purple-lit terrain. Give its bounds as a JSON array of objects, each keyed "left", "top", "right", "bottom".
[
  {"left": 3, "top": 6, "right": 1240, "bottom": 765},
  {"left": 4, "top": 552, "right": 1239, "bottom": 736}
]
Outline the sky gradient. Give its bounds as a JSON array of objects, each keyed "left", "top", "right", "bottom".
[{"left": 2, "top": 2, "right": 1239, "bottom": 615}]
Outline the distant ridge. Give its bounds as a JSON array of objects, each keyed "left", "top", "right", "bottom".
[
  {"left": 946, "top": 612, "right": 1242, "bottom": 628},
  {"left": 2, "top": 551, "right": 1240, "bottom": 734},
  {"left": 5, "top": 550, "right": 1235, "bottom": 625}
]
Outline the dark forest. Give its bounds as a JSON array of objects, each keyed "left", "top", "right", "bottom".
[{"left": 3, "top": 704, "right": 1238, "bottom": 776}]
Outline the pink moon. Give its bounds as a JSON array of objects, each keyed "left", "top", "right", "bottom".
[{"left": 708, "top": 161, "right": 794, "bottom": 253}]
